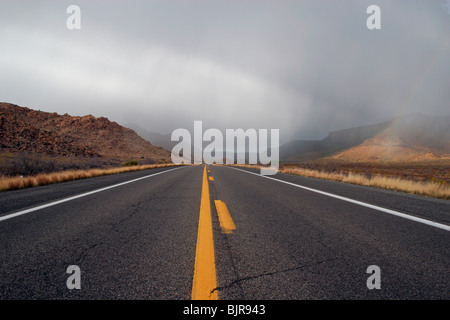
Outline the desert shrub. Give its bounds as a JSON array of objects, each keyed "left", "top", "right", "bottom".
[
  {"left": 430, "top": 177, "right": 447, "bottom": 185},
  {"left": 11, "top": 152, "right": 56, "bottom": 176},
  {"left": 121, "top": 160, "right": 139, "bottom": 167}
]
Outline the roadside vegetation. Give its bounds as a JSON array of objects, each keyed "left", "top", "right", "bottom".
[
  {"left": 281, "top": 166, "right": 450, "bottom": 200},
  {"left": 225, "top": 163, "right": 450, "bottom": 200},
  {"left": 0, "top": 163, "right": 180, "bottom": 192}
]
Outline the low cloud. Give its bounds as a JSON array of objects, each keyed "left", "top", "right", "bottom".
[{"left": 0, "top": 0, "right": 449, "bottom": 143}]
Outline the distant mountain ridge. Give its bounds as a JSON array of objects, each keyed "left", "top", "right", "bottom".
[
  {"left": 0, "top": 103, "right": 170, "bottom": 166},
  {"left": 129, "top": 113, "right": 450, "bottom": 164},
  {"left": 281, "top": 113, "right": 450, "bottom": 163},
  {"left": 125, "top": 123, "right": 175, "bottom": 151},
  {"left": 279, "top": 121, "right": 390, "bottom": 161}
]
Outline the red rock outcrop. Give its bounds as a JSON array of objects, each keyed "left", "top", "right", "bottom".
[{"left": 0, "top": 103, "right": 171, "bottom": 164}]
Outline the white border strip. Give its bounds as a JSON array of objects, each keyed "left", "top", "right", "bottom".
[
  {"left": 229, "top": 167, "right": 450, "bottom": 232},
  {"left": 0, "top": 166, "right": 187, "bottom": 223}
]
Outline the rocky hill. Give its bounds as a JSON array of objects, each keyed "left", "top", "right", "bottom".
[
  {"left": 331, "top": 113, "right": 450, "bottom": 162},
  {"left": 281, "top": 113, "right": 450, "bottom": 163},
  {"left": 0, "top": 103, "right": 170, "bottom": 174}
]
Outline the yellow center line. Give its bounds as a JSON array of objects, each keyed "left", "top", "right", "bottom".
[
  {"left": 209, "top": 176, "right": 214, "bottom": 181},
  {"left": 214, "top": 200, "right": 236, "bottom": 234},
  {"left": 191, "top": 165, "right": 218, "bottom": 300}
]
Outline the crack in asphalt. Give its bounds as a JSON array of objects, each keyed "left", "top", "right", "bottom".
[
  {"left": 74, "top": 200, "right": 145, "bottom": 265},
  {"left": 210, "top": 257, "right": 342, "bottom": 296}
]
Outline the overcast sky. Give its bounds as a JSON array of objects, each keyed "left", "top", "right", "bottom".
[{"left": 1, "top": 0, "right": 449, "bottom": 143}]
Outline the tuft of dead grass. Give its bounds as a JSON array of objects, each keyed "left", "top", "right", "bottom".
[{"left": 0, "top": 163, "right": 183, "bottom": 192}]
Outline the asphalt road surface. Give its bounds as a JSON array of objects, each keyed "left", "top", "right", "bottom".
[{"left": 0, "top": 164, "right": 448, "bottom": 300}]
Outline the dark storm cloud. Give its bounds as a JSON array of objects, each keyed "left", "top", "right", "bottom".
[{"left": 0, "top": 0, "right": 449, "bottom": 143}]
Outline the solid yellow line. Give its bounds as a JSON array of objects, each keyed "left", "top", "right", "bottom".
[
  {"left": 191, "top": 166, "right": 218, "bottom": 300},
  {"left": 214, "top": 200, "right": 236, "bottom": 234}
]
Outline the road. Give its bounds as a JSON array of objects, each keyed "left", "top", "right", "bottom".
[{"left": 0, "top": 164, "right": 448, "bottom": 300}]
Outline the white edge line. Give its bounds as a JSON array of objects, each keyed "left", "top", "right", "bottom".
[
  {"left": 0, "top": 166, "right": 187, "bottom": 223},
  {"left": 228, "top": 166, "right": 450, "bottom": 232}
]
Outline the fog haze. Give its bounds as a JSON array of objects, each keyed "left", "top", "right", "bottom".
[{"left": 1, "top": 0, "right": 449, "bottom": 144}]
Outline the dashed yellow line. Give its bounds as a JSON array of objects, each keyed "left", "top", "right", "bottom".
[
  {"left": 214, "top": 200, "right": 236, "bottom": 234},
  {"left": 191, "top": 166, "right": 218, "bottom": 300}
]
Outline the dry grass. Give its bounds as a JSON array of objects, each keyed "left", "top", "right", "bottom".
[
  {"left": 222, "top": 164, "right": 450, "bottom": 200},
  {"left": 0, "top": 163, "right": 182, "bottom": 192},
  {"left": 282, "top": 167, "right": 450, "bottom": 200}
]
